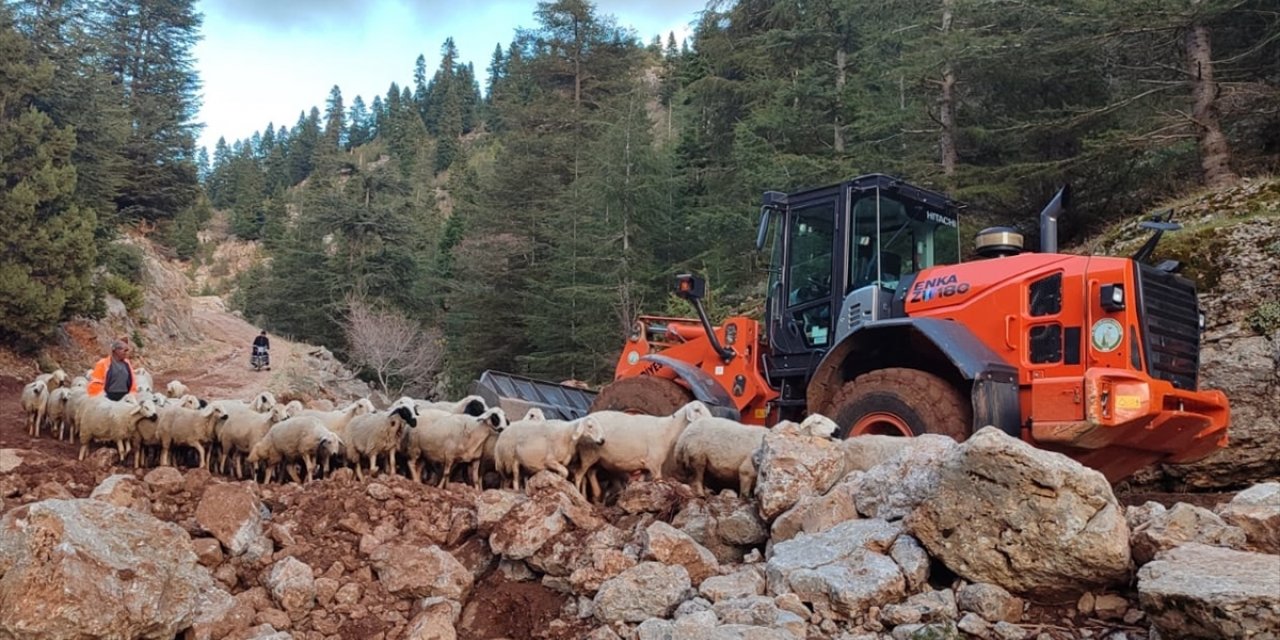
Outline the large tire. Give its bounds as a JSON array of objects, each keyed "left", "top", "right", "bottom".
[
  {"left": 826, "top": 368, "right": 971, "bottom": 440},
  {"left": 590, "top": 376, "right": 694, "bottom": 416}
]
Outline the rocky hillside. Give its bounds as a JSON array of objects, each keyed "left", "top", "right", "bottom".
[
  {"left": 1, "top": 428, "right": 1277, "bottom": 639},
  {"left": 1092, "top": 177, "right": 1280, "bottom": 490}
]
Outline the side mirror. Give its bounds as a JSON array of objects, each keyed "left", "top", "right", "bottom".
[
  {"left": 675, "top": 273, "right": 707, "bottom": 301},
  {"left": 755, "top": 206, "right": 771, "bottom": 251}
]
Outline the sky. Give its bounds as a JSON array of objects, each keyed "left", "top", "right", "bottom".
[{"left": 194, "top": 0, "right": 705, "bottom": 152}]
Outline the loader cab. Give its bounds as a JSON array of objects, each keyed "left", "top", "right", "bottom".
[{"left": 757, "top": 175, "right": 961, "bottom": 408}]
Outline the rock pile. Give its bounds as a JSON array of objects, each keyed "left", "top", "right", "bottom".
[{"left": 1, "top": 433, "right": 1277, "bottom": 640}]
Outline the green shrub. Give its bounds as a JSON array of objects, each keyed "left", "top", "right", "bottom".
[
  {"left": 100, "top": 243, "right": 145, "bottom": 281},
  {"left": 103, "top": 274, "right": 145, "bottom": 312},
  {"left": 1247, "top": 302, "right": 1280, "bottom": 335}
]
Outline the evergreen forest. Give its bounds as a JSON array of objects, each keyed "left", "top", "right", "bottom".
[{"left": 2, "top": 0, "right": 1278, "bottom": 394}]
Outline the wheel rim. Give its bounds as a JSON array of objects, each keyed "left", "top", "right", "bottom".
[{"left": 850, "top": 411, "right": 913, "bottom": 437}]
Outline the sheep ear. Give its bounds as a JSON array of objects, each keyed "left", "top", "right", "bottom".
[
  {"left": 572, "top": 419, "right": 586, "bottom": 440},
  {"left": 200, "top": 405, "right": 215, "bottom": 418}
]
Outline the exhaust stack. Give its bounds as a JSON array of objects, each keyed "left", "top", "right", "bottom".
[{"left": 1038, "top": 185, "right": 1070, "bottom": 253}]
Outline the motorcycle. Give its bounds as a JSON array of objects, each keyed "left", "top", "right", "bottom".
[{"left": 251, "top": 345, "right": 270, "bottom": 371}]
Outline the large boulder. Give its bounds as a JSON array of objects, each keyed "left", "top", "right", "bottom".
[
  {"left": 369, "top": 544, "right": 473, "bottom": 600},
  {"left": 1215, "top": 481, "right": 1280, "bottom": 553},
  {"left": 905, "top": 428, "right": 1131, "bottom": 597},
  {"left": 488, "top": 499, "right": 566, "bottom": 560},
  {"left": 1130, "top": 502, "right": 1246, "bottom": 564},
  {"left": 593, "top": 562, "right": 692, "bottom": 623},
  {"left": 765, "top": 518, "right": 918, "bottom": 623},
  {"left": 754, "top": 430, "right": 846, "bottom": 521},
  {"left": 1163, "top": 334, "right": 1280, "bottom": 489},
  {"left": 195, "top": 483, "right": 267, "bottom": 557},
  {"left": 853, "top": 435, "right": 957, "bottom": 520},
  {"left": 643, "top": 521, "right": 720, "bottom": 586},
  {"left": 0, "top": 499, "right": 231, "bottom": 639},
  {"left": 1137, "top": 543, "right": 1280, "bottom": 639}
]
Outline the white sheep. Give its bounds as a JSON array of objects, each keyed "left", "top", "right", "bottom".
[
  {"left": 155, "top": 397, "right": 221, "bottom": 468},
  {"left": 165, "top": 379, "right": 190, "bottom": 398},
  {"left": 495, "top": 413, "right": 605, "bottom": 491},
  {"left": 250, "top": 390, "right": 277, "bottom": 413},
  {"left": 406, "top": 407, "right": 507, "bottom": 486},
  {"left": 44, "top": 387, "right": 72, "bottom": 440},
  {"left": 247, "top": 415, "right": 342, "bottom": 483},
  {"left": 297, "top": 398, "right": 376, "bottom": 472},
  {"left": 21, "top": 379, "right": 49, "bottom": 437},
  {"left": 283, "top": 400, "right": 305, "bottom": 416},
  {"left": 77, "top": 395, "right": 159, "bottom": 461},
  {"left": 63, "top": 385, "right": 91, "bottom": 442},
  {"left": 472, "top": 407, "right": 543, "bottom": 487},
  {"left": 345, "top": 406, "right": 418, "bottom": 480},
  {"left": 217, "top": 402, "right": 289, "bottom": 478},
  {"left": 574, "top": 400, "right": 713, "bottom": 502},
  {"left": 35, "top": 369, "right": 69, "bottom": 389},
  {"left": 674, "top": 413, "right": 835, "bottom": 498},
  {"left": 414, "top": 394, "right": 487, "bottom": 417},
  {"left": 134, "top": 368, "right": 155, "bottom": 395}
]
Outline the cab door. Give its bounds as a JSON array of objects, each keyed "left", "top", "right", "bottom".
[{"left": 768, "top": 194, "right": 840, "bottom": 358}]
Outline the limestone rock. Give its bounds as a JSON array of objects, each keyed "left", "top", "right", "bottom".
[
  {"left": 195, "top": 483, "right": 267, "bottom": 557},
  {"left": 1137, "top": 543, "right": 1280, "bottom": 639},
  {"left": 370, "top": 544, "right": 473, "bottom": 600},
  {"left": 956, "top": 583, "right": 1022, "bottom": 623},
  {"left": 0, "top": 499, "right": 230, "bottom": 639},
  {"left": 765, "top": 518, "right": 910, "bottom": 622},
  {"left": 593, "top": 562, "right": 692, "bottom": 623},
  {"left": 700, "top": 567, "right": 767, "bottom": 603},
  {"left": 1130, "top": 502, "right": 1246, "bottom": 564},
  {"left": 643, "top": 521, "right": 720, "bottom": 585},
  {"left": 1215, "top": 481, "right": 1280, "bottom": 553},
  {"left": 488, "top": 498, "right": 565, "bottom": 560},
  {"left": 906, "top": 428, "right": 1131, "bottom": 597},
  {"left": 754, "top": 430, "right": 846, "bottom": 521},
  {"left": 266, "top": 556, "right": 315, "bottom": 615},
  {"left": 90, "top": 473, "right": 151, "bottom": 513},
  {"left": 853, "top": 435, "right": 956, "bottom": 521}
]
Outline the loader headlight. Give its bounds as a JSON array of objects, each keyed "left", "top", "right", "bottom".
[
  {"left": 1101, "top": 284, "right": 1125, "bottom": 312},
  {"left": 1198, "top": 312, "right": 1206, "bottom": 332}
]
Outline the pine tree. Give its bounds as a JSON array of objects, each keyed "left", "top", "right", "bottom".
[
  {"left": 348, "top": 95, "right": 371, "bottom": 148},
  {"left": 101, "top": 0, "right": 202, "bottom": 221},
  {"left": 0, "top": 5, "right": 98, "bottom": 349},
  {"left": 322, "top": 85, "right": 346, "bottom": 151}
]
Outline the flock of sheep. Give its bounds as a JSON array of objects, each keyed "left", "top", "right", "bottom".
[{"left": 18, "top": 368, "right": 840, "bottom": 501}]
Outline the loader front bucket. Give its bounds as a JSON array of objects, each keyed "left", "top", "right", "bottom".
[{"left": 468, "top": 370, "right": 598, "bottom": 421}]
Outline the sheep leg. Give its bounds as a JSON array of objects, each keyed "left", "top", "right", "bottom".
[
  {"left": 691, "top": 463, "right": 706, "bottom": 496},
  {"left": 438, "top": 460, "right": 453, "bottom": 488},
  {"left": 388, "top": 450, "right": 396, "bottom": 476},
  {"left": 78, "top": 443, "right": 88, "bottom": 461},
  {"left": 588, "top": 469, "right": 604, "bottom": 505},
  {"left": 409, "top": 455, "right": 421, "bottom": 483},
  {"left": 303, "top": 455, "right": 315, "bottom": 483},
  {"left": 115, "top": 439, "right": 127, "bottom": 463},
  {"left": 286, "top": 463, "right": 301, "bottom": 484},
  {"left": 512, "top": 461, "right": 522, "bottom": 492},
  {"left": 195, "top": 443, "right": 207, "bottom": 470},
  {"left": 263, "top": 464, "right": 273, "bottom": 484}
]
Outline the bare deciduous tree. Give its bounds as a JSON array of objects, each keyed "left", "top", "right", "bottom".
[{"left": 342, "top": 294, "right": 444, "bottom": 397}]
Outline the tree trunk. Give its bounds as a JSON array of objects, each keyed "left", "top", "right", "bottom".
[
  {"left": 835, "top": 47, "right": 846, "bottom": 153},
  {"left": 939, "top": 0, "right": 957, "bottom": 178},
  {"left": 1185, "top": 21, "right": 1239, "bottom": 189}
]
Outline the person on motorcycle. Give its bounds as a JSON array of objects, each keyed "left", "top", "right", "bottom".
[{"left": 252, "top": 330, "right": 271, "bottom": 371}]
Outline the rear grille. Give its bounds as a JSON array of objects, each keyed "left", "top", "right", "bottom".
[{"left": 1136, "top": 264, "right": 1201, "bottom": 390}]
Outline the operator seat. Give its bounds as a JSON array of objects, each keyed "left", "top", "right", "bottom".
[{"left": 861, "top": 251, "right": 902, "bottom": 287}]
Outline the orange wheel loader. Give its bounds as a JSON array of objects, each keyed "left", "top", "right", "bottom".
[{"left": 586, "top": 174, "right": 1228, "bottom": 482}]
